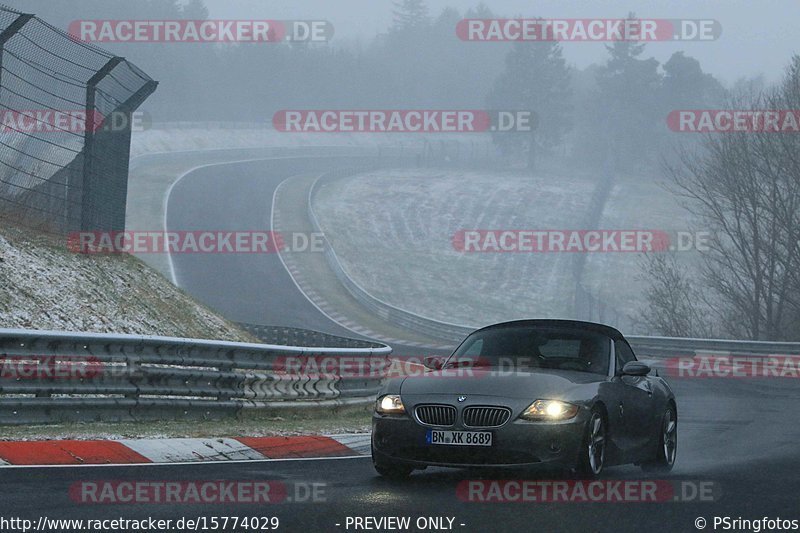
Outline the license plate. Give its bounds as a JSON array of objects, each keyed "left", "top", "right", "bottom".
[{"left": 426, "top": 430, "right": 492, "bottom": 446}]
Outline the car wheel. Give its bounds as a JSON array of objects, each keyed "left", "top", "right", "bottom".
[
  {"left": 641, "top": 407, "right": 677, "bottom": 472},
  {"left": 372, "top": 447, "right": 413, "bottom": 479},
  {"left": 576, "top": 409, "right": 606, "bottom": 478}
]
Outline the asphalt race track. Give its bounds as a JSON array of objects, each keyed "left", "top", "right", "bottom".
[
  {"left": 3, "top": 377, "right": 799, "bottom": 532},
  {"left": 166, "top": 157, "right": 360, "bottom": 338}
]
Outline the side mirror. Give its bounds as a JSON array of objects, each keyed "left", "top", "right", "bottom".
[
  {"left": 622, "top": 361, "right": 651, "bottom": 376},
  {"left": 423, "top": 356, "right": 445, "bottom": 370}
]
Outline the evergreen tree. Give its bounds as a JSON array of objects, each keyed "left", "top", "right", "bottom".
[
  {"left": 391, "top": 0, "right": 430, "bottom": 32},
  {"left": 594, "top": 16, "right": 663, "bottom": 170},
  {"left": 486, "top": 37, "right": 572, "bottom": 171}
]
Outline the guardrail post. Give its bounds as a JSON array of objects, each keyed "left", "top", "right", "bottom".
[{"left": 125, "top": 355, "right": 141, "bottom": 399}]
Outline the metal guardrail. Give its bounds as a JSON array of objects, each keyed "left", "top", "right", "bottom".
[
  {"left": 0, "top": 328, "right": 391, "bottom": 425},
  {"left": 628, "top": 336, "right": 800, "bottom": 358},
  {"left": 237, "top": 323, "right": 383, "bottom": 349}
]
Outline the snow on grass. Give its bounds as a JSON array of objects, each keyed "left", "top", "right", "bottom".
[
  {"left": 582, "top": 173, "right": 704, "bottom": 326},
  {"left": 314, "top": 168, "right": 697, "bottom": 332},
  {"left": 313, "top": 169, "right": 598, "bottom": 327},
  {"left": 0, "top": 223, "right": 253, "bottom": 341}
]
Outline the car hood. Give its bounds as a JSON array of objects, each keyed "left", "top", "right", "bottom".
[{"left": 399, "top": 369, "right": 605, "bottom": 399}]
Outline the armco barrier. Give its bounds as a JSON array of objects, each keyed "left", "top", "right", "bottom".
[
  {"left": 237, "top": 322, "right": 382, "bottom": 349},
  {"left": 627, "top": 335, "right": 800, "bottom": 358},
  {"left": 0, "top": 328, "right": 391, "bottom": 425}
]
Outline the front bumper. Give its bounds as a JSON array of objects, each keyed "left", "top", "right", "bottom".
[{"left": 372, "top": 409, "right": 589, "bottom": 469}]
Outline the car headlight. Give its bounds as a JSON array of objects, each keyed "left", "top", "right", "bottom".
[
  {"left": 375, "top": 394, "right": 405, "bottom": 414},
  {"left": 520, "top": 400, "right": 579, "bottom": 421}
]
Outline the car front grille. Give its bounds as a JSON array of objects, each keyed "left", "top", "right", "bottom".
[
  {"left": 463, "top": 406, "right": 512, "bottom": 428},
  {"left": 415, "top": 404, "right": 456, "bottom": 426}
]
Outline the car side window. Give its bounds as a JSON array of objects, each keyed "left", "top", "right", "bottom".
[
  {"left": 615, "top": 341, "right": 636, "bottom": 373},
  {"left": 449, "top": 339, "right": 483, "bottom": 366},
  {"left": 462, "top": 339, "right": 483, "bottom": 356}
]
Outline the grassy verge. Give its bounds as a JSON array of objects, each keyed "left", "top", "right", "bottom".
[
  {"left": 0, "top": 222, "right": 256, "bottom": 340},
  {"left": 0, "top": 404, "right": 373, "bottom": 441}
]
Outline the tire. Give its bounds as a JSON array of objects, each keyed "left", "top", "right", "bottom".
[
  {"left": 576, "top": 408, "right": 606, "bottom": 478},
  {"left": 372, "top": 447, "right": 413, "bottom": 479},
  {"left": 641, "top": 407, "right": 677, "bottom": 472}
]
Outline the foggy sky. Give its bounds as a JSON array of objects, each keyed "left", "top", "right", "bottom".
[{"left": 204, "top": 0, "right": 799, "bottom": 85}]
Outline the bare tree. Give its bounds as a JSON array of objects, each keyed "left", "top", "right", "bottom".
[
  {"left": 649, "top": 55, "right": 800, "bottom": 340},
  {"left": 637, "top": 253, "right": 713, "bottom": 338}
]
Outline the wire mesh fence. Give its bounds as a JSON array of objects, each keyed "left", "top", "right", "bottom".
[{"left": 0, "top": 4, "right": 156, "bottom": 235}]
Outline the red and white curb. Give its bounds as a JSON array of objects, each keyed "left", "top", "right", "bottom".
[{"left": 0, "top": 434, "right": 371, "bottom": 467}]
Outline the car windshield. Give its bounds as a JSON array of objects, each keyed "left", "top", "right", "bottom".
[{"left": 447, "top": 326, "right": 610, "bottom": 376}]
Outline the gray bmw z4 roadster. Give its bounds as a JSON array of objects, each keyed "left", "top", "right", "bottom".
[{"left": 372, "top": 319, "right": 677, "bottom": 478}]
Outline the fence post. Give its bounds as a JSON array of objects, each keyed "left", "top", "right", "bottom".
[
  {"left": 0, "top": 13, "right": 34, "bottom": 92},
  {"left": 101, "top": 78, "right": 157, "bottom": 232},
  {"left": 81, "top": 56, "right": 124, "bottom": 231}
]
